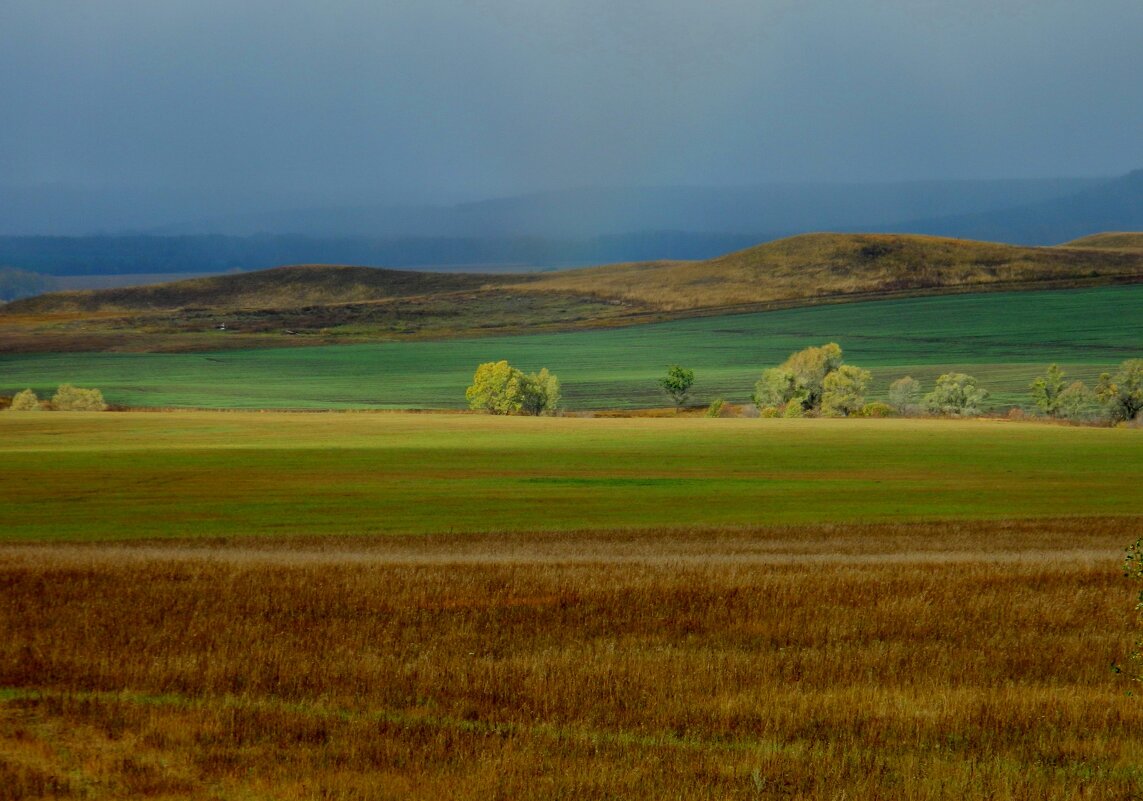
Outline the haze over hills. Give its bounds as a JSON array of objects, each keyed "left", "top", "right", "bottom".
[
  {"left": 145, "top": 177, "right": 1102, "bottom": 240},
  {"left": 887, "top": 169, "right": 1143, "bottom": 245},
  {"left": 5, "top": 232, "right": 1142, "bottom": 353},
  {"left": 3, "top": 172, "right": 1143, "bottom": 282}
]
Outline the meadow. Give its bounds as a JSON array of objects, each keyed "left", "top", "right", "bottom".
[
  {"left": 3, "top": 413, "right": 1143, "bottom": 798},
  {"left": 3, "top": 284, "right": 1142, "bottom": 410},
  {"left": 2, "top": 412, "right": 1142, "bottom": 541}
]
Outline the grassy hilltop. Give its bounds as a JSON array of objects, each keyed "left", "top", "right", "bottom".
[{"left": 4, "top": 232, "right": 1143, "bottom": 353}]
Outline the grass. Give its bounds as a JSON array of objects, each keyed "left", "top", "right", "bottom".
[
  {"left": 3, "top": 284, "right": 1142, "bottom": 410},
  {"left": 3, "top": 521, "right": 1142, "bottom": 799},
  {"left": 2, "top": 412, "right": 1142, "bottom": 542},
  {"left": 3, "top": 412, "right": 1143, "bottom": 798}
]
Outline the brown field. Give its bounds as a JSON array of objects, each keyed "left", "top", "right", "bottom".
[{"left": 4, "top": 518, "right": 1143, "bottom": 800}]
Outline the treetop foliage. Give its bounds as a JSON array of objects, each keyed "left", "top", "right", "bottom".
[
  {"left": 924, "top": 373, "right": 988, "bottom": 417},
  {"left": 754, "top": 342, "right": 868, "bottom": 416},
  {"left": 658, "top": 365, "right": 695, "bottom": 411},
  {"left": 465, "top": 360, "right": 560, "bottom": 416}
]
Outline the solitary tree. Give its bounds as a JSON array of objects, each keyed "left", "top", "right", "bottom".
[
  {"left": 1097, "top": 359, "right": 1143, "bottom": 423},
  {"left": 659, "top": 365, "right": 695, "bottom": 412},
  {"left": 1030, "top": 364, "right": 1068, "bottom": 417},
  {"left": 924, "top": 373, "right": 988, "bottom": 417}
]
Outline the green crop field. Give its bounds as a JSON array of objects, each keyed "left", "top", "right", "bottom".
[
  {"left": 3, "top": 285, "right": 1142, "bottom": 410},
  {"left": 2, "top": 411, "right": 1140, "bottom": 542}
]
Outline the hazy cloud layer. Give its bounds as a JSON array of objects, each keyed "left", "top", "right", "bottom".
[{"left": 2, "top": 0, "right": 1141, "bottom": 212}]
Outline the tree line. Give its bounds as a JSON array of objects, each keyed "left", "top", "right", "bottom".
[{"left": 465, "top": 346, "right": 1143, "bottom": 424}]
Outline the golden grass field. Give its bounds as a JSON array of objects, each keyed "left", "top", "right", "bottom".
[{"left": 3, "top": 520, "right": 1142, "bottom": 800}]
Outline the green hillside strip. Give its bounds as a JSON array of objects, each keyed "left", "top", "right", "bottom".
[
  {"left": 2, "top": 284, "right": 1140, "bottom": 410},
  {"left": 1, "top": 413, "right": 1140, "bottom": 541}
]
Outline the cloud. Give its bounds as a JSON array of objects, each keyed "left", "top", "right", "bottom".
[{"left": 1, "top": 0, "right": 1141, "bottom": 213}]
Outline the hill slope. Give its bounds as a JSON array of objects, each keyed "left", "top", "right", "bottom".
[
  {"left": 513, "top": 232, "right": 1143, "bottom": 311},
  {"left": 4, "top": 232, "right": 1143, "bottom": 352},
  {"left": 1062, "top": 232, "right": 1143, "bottom": 251},
  {"left": 5, "top": 265, "right": 519, "bottom": 313}
]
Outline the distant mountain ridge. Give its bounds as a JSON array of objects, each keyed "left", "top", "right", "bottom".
[{"left": 887, "top": 170, "right": 1143, "bottom": 245}]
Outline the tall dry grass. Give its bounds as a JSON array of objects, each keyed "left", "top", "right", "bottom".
[{"left": 2, "top": 519, "right": 1142, "bottom": 799}]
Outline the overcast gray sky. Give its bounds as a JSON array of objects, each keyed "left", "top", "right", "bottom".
[{"left": 3, "top": 0, "right": 1142, "bottom": 208}]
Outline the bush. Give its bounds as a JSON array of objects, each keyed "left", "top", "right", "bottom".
[
  {"left": 9, "top": 389, "right": 42, "bottom": 411},
  {"left": 757, "top": 406, "right": 781, "bottom": 418},
  {"left": 705, "top": 398, "right": 725, "bottom": 418},
  {"left": 859, "top": 401, "right": 895, "bottom": 418},
  {"left": 51, "top": 384, "right": 107, "bottom": 412},
  {"left": 781, "top": 401, "right": 804, "bottom": 418}
]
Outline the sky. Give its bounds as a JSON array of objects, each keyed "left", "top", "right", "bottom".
[{"left": 2, "top": 0, "right": 1142, "bottom": 213}]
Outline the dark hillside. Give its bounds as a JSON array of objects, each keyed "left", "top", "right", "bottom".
[{"left": 4, "top": 265, "right": 525, "bottom": 313}]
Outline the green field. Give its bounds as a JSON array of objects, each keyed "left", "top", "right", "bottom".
[
  {"left": 2, "top": 284, "right": 1142, "bottom": 410},
  {"left": 3, "top": 411, "right": 1140, "bottom": 542}
]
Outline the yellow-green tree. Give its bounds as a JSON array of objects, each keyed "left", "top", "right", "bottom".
[
  {"left": 753, "top": 343, "right": 849, "bottom": 414},
  {"left": 9, "top": 389, "right": 41, "bottom": 411},
  {"left": 465, "top": 361, "right": 560, "bottom": 416},
  {"left": 821, "top": 365, "right": 871, "bottom": 417},
  {"left": 51, "top": 384, "right": 106, "bottom": 411}
]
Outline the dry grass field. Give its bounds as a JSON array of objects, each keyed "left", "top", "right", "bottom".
[{"left": 3, "top": 520, "right": 1142, "bottom": 800}]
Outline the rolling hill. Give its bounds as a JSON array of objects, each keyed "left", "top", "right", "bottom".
[
  {"left": 1063, "top": 232, "right": 1143, "bottom": 251},
  {"left": 3, "top": 232, "right": 1143, "bottom": 353}
]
